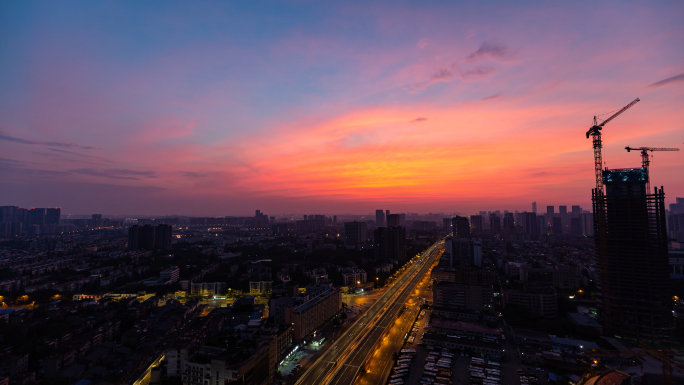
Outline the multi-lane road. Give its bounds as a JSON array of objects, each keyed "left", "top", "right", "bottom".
[{"left": 295, "top": 240, "right": 444, "bottom": 385}]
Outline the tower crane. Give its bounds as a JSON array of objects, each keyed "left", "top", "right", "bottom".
[
  {"left": 625, "top": 146, "right": 680, "bottom": 191},
  {"left": 586, "top": 98, "right": 640, "bottom": 193}
]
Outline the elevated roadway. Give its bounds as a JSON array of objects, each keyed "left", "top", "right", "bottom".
[{"left": 295, "top": 240, "right": 443, "bottom": 385}]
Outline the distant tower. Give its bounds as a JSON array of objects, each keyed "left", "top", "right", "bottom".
[
  {"left": 452, "top": 216, "right": 471, "bottom": 239},
  {"left": 532, "top": 201, "right": 537, "bottom": 214},
  {"left": 375, "top": 209, "right": 385, "bottom": 227}
]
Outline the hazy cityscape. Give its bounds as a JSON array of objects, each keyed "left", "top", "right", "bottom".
[{"left": 1, "top": 2, "right": 684, "bottom": 385}]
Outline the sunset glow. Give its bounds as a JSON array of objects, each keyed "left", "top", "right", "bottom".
[{"left": 1, "top": 1, "right": 683, "bottom": 215}]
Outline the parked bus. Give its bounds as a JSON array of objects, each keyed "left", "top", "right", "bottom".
[{"left": 401, "top": 349, "right": 417, "bottom": 355}]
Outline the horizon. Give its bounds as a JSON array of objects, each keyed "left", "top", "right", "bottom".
[{"left": 1, "top": 1, "right": 683, "bottom": 215}]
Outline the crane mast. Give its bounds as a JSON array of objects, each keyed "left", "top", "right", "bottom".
[{"left": 586, "top": 98, "right": 640, "bottom": 193}]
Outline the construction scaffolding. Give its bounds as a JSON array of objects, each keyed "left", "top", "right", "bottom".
[{"left": 592, "top": 168, "right": 673, "bottom": 344}]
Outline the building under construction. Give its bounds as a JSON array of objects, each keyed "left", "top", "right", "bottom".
[{"left": 592, "top": 167, "right": 672, "bottom": 344}]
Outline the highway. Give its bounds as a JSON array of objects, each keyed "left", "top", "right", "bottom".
[{"left": 295, "top": 240, "right": 443, "bottom": 385}]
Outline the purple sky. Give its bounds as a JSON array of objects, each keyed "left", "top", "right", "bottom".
[{"left": 1, "top": 1, "right": 683, "bottom": 216}]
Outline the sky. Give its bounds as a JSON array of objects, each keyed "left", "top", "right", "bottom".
[{"left": 1, "top": 1, "right": 683, "bottom": 216}]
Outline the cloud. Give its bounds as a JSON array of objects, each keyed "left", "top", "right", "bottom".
[
  {"left": 70, "top": 168, "right": 157, "bottom": 180},
  {"left": 410, "top": 117, "right": 428, "bottom": 123},
  {"left": 648, "top": 72, "right": 684, "bottom": 88},
  {"left": 466, "top": 42, "right": 513, "bottom": 62},
  {"left": 481, "top": 93, "right": 502, "bottom": 101},
  {"left": 459, "top": 66, "right": 496, "bottom": 80},
  {"left": 430, "top": 68, "right": 454, "bottom": 81},
  {"left": 0, "top": 157, "right": 70, "bottom": 176},
  {"left": 181, "top": 171, "right": 208, "bottom": 178},
  {"left": 0, "top": 133, "right": 98, "bottom": 150}
]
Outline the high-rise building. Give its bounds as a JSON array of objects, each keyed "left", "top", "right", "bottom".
[
  {"left": 571, "top": 205, "right": 580, "bottom": 218},
  {"left": 156, "top": 224, "right": 173, "bottom": 250},
  {"left": 489, "top": 214, "right": 501, "bottom": 233},
  {"left": 503, "top": 213, "right": 514, "bottom": 229},
  {"left": 451, "top": 239, "right": 473, "bottom": 268},
  {"left": 579, "top": 212, "right": 594, "bottom": 237},
  {"left": 532, "top": 201, "right": 537, "bottom": 213},
  {"left": 0, "top": 206, "right": 17, "bottom": 223},
  {"left": 28, "top": 208, "right": 46, "bottom": 226},
  {"left": 344, "top": 221, "right": 367, "bottom": 246},
  {"left": 452, "top": 216, "right": 471, "bottom": 239},
  {"left": 536, "top": 216, "right": 546, "bottom": 237},
  {"left": 443, "top": 218, "right": 452, "bottom": 232},
  {"left": 91, "top": 214, "right": 102, "bottom": 228},
  {"left": 139, "top": 224, "right": 156, "bottom": 250},
  {"left": 546, "top": 205, "right": 554, "bottom": 225},
  {"left": 374, "top": 226, "right": 406, "bottom": 261},
  {"left": 128, "top": 225, "right": 140, "bottom": 250},
  {"left": 522, "top": 212, "right": 538, "bottom": 240},
  {"left": 593, "top": 167, "right": 672, "bottom": 343},
  {"left": 375, "top": 210, "right": 385, "bottom": 227},
  {"left": 470, "top": 215, "right": 483, "bottom": 234},
  {"left": 570, "top": 217, "right": 582, "bottom": 236},
  {"left": 45, "top": 208, "right": 61, "bottom": 225},
  {"left": 559, "top": 205, "right": 568, "bottom": 230},
  {"left": 547, "top": 206, "right": 554, "bottom": 215},
  {"left": 552, "top": 217, "right": 562, "bottom": 235},
  {"left": 387, "top": 214, "right": 401, "bottom": 227}
]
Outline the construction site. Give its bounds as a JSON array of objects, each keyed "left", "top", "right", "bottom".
[{"left": 585, "top": 98, "right": 683, "bottom": 384}]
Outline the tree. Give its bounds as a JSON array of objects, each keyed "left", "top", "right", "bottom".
[{"left": 340, "top": 312, "right": 347, "bottom": 320}]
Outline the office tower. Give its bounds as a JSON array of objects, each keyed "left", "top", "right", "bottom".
[
  {"left": 522, "top": 212, "right": 538, "bottom": 239},
  {"left": 559, "top": 206, "right": 567, "bottom": 215},
  {"left": 532, "top": 201, "right": 537, "bottom": 214},
  {"left": 92, "top": 214, "right": 102, "bottom": 228},
  {"left": 503, "top": 213, "right": 514, "bottom": 229},
  {"left": 128, "top": 225, "right": 140, "bottom": 250},
  {"left": 387, "top": 214, "right": 401, "bottom": 227},
  {"left": 156, "top": 224, "right": 173, "bottom": 250},
  {"left": 546, "top": 205, "right": 554, "bottom": 226},
  {"left": 570, "top": 218, "right": 582, "bottom": 236},
  {"left": 470, "top": 215, "right": 483, "bottom": 234},
  {"left": 489, "top": 214, "right": 501, "bottom": 233},
  {"left": 398, "top": 213, "right": 406, "bottom": 227},
  {"left": 593, "top": 167, "right": 671, "bottom": 343},
  {"left": 452, "top": 216, "right": 471, "bottom": 239},
  {"left": 344, "top": 221, "right": 368, "bottom": 246},
  {"left": 28, "top": 208, "right": 46, "bottom": 226},
  {"left": 45, "top": 208, "right": 61, "bottom": 225},
  {"left": 571, "top": 205, "right": 580, "bottom": 218},
  {"left": 375, "top": 210, "right": 385, "bottom": 227},
  {"left": 332, "top": 215, "right": 337, "bottom": 223},
  {"left": 552, "top": 217, "right": 562, "bottom": 235},
  {"left": 374, "top": 226, "right": 406, "bottom": 261}
]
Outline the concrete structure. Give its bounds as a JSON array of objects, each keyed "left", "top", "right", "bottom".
[
  {"left": 594, "top": 167, "right": 672, "bottom": 343},
  {"left": 285, "top": 288, "right": 341, "bottom": 342},
  {"left": 433, "top": 281, "right": 494, "bottom": 311},
  {"left": 502, "top": 285, "right": 558, "bottom": 318},
  {"left": 343, "top": 221, "right": 367, "bottom": 246}
]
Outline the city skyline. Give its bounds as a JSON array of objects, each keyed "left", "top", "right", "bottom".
[{"left": 1, "top": 1, "right": 683, "bottom": 215}]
